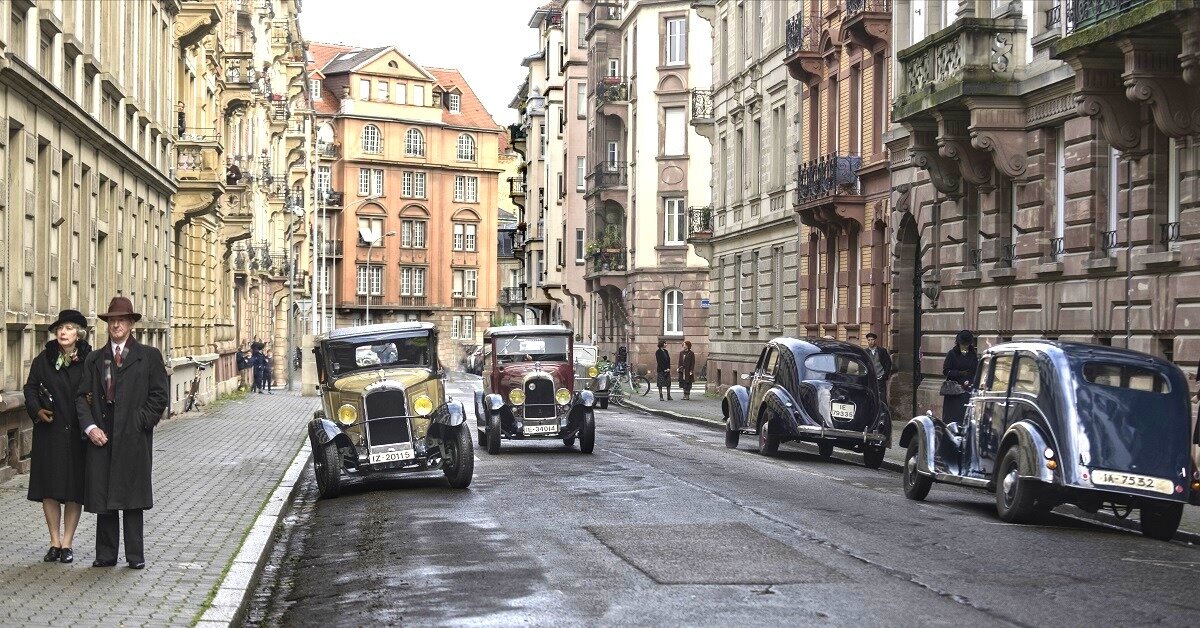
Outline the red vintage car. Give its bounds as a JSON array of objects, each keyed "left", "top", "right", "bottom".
[{"left": 474, "top": 325, "right": 597, "bottom": 454}]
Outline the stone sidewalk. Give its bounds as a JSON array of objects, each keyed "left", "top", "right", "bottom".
[
  {"left": 0, "top": 390, "right": 315, "bottom": 627},
  {"left": 619, "top": 389, "right": 1200, "bottom": 542}
]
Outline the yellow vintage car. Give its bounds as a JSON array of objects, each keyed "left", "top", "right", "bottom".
[{"left": 309, "top": 322, "right": 472, "bottom": 498}]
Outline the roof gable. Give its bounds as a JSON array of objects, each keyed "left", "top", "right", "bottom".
[{"left": 358, "top": 48, "right": 435, "bottom": 82}]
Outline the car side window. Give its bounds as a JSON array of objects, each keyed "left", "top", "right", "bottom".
[
  {"left": 975, "top": 356, "right": 992, "bottom": 390},
  {"left": 763, "top": 348, "right": 779, "bottom": 376},
  {"left": 1012, "top": 353, "right": 1041, "bottom": 396},
  {"left": 757, "top": 347, "right": 775, "bottom": 375},
  {"left": 989, "top": 354, "right": 1013, "bottom": 394}
]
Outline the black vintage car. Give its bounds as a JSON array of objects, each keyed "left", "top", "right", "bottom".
[
  {"left": 309, "top": 323, "right": 473, "bottom": 498},
  {"left": 474, "top": 325, "right": 597, "bottom": 454},
  {"left": 900, "top": 340, "right": 1200, "bottom": 541},
  {"left": 724, "top": 338, "right": 891, "bottom": 468}
]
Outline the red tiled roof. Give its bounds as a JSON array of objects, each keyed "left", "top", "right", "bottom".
[
  {"left": 308, "top": 42, "right": 354, "bottom": 114},
  {"left": 426, "top": 67, "right": 503, "bottom": 133}
]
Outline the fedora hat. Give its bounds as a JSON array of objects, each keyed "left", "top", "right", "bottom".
[
  {"left": 97, "top": 296, "right": 142, "bottom": 322},
  {"left": 50, "top": 309, "right": 88, "bottom": 332}
]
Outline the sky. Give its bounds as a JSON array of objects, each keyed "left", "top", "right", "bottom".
[{"left": 300, "top": 0, "right": 546, "bottom": 126}]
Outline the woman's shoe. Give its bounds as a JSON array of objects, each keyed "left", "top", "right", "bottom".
[
  {"left": 58, "top": 548, "right": 74, "bottom": 564},
  {"left": 43, "top": 547, "right": 61, "bottom": 562}
]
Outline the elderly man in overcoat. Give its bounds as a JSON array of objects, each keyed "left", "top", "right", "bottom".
[{"left": 75, "top": 297, "right": 169, "bottom": 569}]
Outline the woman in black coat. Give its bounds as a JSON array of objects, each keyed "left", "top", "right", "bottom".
[
  {"left": 655, "top": 341, "right": 673, "bottom": 401},
  {"left": 941, "top": 329, "right": 978, "bottom": 424},
  {"left": 23, "top": 310, "right": 91, "bottom": 564}
]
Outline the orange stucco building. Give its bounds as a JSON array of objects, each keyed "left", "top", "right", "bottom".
[{"left": 308, "top": 43, "right": 502, "bottom": 366}]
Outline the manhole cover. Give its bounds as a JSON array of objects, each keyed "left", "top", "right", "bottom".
[{"left": 587, "top": 522, "right": 843, "bottom": 585}]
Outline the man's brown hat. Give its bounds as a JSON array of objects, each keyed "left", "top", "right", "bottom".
[{"left": 97, "top": 296, "right": 142, "bottom": 322}]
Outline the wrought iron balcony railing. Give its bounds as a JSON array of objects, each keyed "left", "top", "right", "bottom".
[
  {"left": 1001, "top": 241, "right": 1017, "bottom": 267},
  {"left": 356, "top": 295, "right": 383, "bottom": 307},
  {"left": 1160, "top": 221, "right": 1181, "bottom": 246},
  {"left": 509, "top": 123, "right": 527, "bottom": 146},
  {"left": 589, "top": 162, "right": 628, "bottom": 192},
  {"left": 688, "top": 206, "right": 713, "bottom": 236},
  {"left": 588, "top": 250, "right": 627, "bottom": 275},
  {"left": 1065, "top": 0, "right": 1151, "bottom": 35},
  {"left": 785, "top": 12, "right": 821, "bottom": 57},
  {"left": 324, "top": 191, "right": 344, "bottom": 207},
  {"left": 1102, "top": 229, "right": 1118, "bottom": 252},
  {"left": 846, "top": 0, "right": 891, "bottom": 16},
  {"left": 1046, "top": 3, "right": 1062, "bottom": 29},
  {"left": 322, "top": 241, "right": 343, "bottom": 257},
  {"left": 316, "top": 142, "right": 339, "bottom": 159},
  {"left": 509, "top": 175, "right": 527, "bottom": 198},
  {"left": 969, "top": 248, "right": 982, "bottom": 268},
  {"left": 595, "top": 77, "right": 629, "bottom": 104},
  {"left": 796, "top": 154, "right": 862, "bottom": 203},
  {"left": 499, "top": 286, "right": 527, "bottom": 306},
  {"left": 1050, "top": 236, "right": 1065, "bottom": 258},
  {"left": 690, "top": 88, "right": 713, "bottom": 121}
]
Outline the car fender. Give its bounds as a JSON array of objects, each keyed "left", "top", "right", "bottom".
[
  {"left": 567, "top": 403, "right": 594, "bottom": 431},
  {"left": 899, "top": 416, "right": 937, "bottom": 475},
  {"left": 759, "top": 386, "right": 803, "bottom": 437},
  {"left": 999, "top": 421, "right": 1056, "bottom": 484},
  {"left": 723, "top": 385, "right": 750, "bottom": 431},
  {"left": 308, "top": 415, "right": 349, "bottom": 449},
  {"left": 576, "top": 389, "right": 595, "bottom": 408},
  {"left": 484, "top": 393, "right": 506, "bottom": 411},
  {"left": 432, "top": 399, "right": 466, "bottom": 427}
]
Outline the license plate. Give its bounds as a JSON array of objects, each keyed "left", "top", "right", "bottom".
[
  {"left": 369, "top": 449, "right": 415, "bottom": 464},
  {"left": 1091, "top": 470, "right": 1175, "bottom": 495},
  {"left": 524, "top": 424, "right": 559, "bottom": 435},
  {"left": 831, "top": 402, "right": 856, "bottom": 420}
]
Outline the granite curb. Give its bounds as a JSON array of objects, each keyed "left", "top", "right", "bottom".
[
  {"left": 194, "top": 438, "right": 312, "bottom": 627},
  {"left": 616, "top": 397, "right": 1200, "bottom": 545}
]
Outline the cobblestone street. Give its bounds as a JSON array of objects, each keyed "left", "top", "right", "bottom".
[{"left": 0, "top": 391, "right": 315, "bottom": 627}]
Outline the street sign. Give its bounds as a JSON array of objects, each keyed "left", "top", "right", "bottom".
[{"left": 700, "top": 298, "right": 711, "bottom": 309}]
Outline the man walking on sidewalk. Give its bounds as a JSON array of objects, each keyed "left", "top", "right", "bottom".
[
  {"left": 75, "top": 297, "right": 169, "bottom": 569},
  {"left": 865, "top": 333, "right": 893, "bottom": 403}
]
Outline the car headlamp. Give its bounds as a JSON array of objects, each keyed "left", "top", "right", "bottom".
[
  {"left": 336, "top": 403, "right": 358, "bottom": 426},
  {"left": 413, "top": 395, "right": 434, "bottom": 416},
  {"left": 588, "top": 366, "right": 599, "bottom": 378},
  {"left": 555, "top": 388, "right": 571, "bottom": 406},
  {"left": 509, "top": 389, "right": 526, "bottom": 405}
]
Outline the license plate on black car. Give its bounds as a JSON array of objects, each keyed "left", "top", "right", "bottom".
[
  {"left": 369, "top": 449, "right": 415, "bottom": 464},
  {"left": 524, "top": 424, "right": 558, "bottom": 435},
  {"left": 831, "top": 402, "right": 856, "bottom": 420}
]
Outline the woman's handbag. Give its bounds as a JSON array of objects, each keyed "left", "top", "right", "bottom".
[{"left": 939, "top": 379, "right": 966, "bottom": 396}]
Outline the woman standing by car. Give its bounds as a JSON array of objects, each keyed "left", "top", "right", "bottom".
[
  {"left": 22, "top": 310, "right": 91, "bottom": 564},
  {"left": 940, "top": 330, "right": 977, "bottom": 424},
  {"left": 655, "top": 341, "right": 673, "bottom": 401}
]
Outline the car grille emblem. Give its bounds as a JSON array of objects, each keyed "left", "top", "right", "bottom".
[{"left": 528, "top": 383, "right": 536, "bottom": 391}]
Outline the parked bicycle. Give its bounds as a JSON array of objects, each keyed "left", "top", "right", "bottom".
[
  {"left": 601, "top": 362, "right": 650, "bottom": 399},
  {"left": 182, "top": 357, "right": 217, "bottom": 413}
]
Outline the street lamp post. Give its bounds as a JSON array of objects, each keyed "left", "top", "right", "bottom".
[{"left": 362, "top": 229, "right": 395, "bottom": 325}]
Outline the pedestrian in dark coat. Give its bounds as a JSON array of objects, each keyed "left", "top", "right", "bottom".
[
  {"left": 23, "top": 309, "right": 91, "bottom": 564},
  {"left": 865, "top": 332, "right": 894, "bottom": 402},
  {"left": 941, "top": 330, "right": 978, "bottom": 425},
  {"left": 677, "top": 341, "right": 696, "bottom": 400},
  {"left": 655, "top": 341, "right": 673, "bottom": 401},
  {"left": 75, "top": 297, "right": 169, "bottom": 569}
]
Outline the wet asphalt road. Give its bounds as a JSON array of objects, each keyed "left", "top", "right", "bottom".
[{"left": 246, "top": 376, "right": 1200, "bottom": 627}]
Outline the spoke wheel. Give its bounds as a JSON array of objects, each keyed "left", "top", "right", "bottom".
[
  {"left": 902, "top": 441, "right": 932, "bottom": 501},
  {"left": 441, "top": 424, "right": 474, "bottom": 489},
  {"left": 995, "top": 447, "right": 1039, "bottom": 523},
  {"left": 314, "top": 440, "right": 342, "bottom": 500},
  {"left": 633, "top": 376, "right": 650, "bottom": 396}
]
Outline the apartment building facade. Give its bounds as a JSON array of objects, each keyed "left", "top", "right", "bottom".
[
  {"left": 887, "top": 0, "right": 1200, "bottom": 415},
  {"left": 173, "top": 0, "right": 308, "bottom": 407},
  {"left": 582, "top": 0, "right": 714, "bottom": 374},
  {"left": 308, "top": 44, "right": 502, "bottom": 366},
  {"left": 0, "top": 0, "right": 175, "bottom": 475},
  {"left": 506, "top": 2, "right": 593, "bottom": 337}
]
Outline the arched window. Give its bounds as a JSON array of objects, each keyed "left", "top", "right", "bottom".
[
  {"left": 404, "top": 128, "right": 425, "bottom": 157},
  {"left": 456, "top": 133, "right": 476, "bottom": 161},
  {"left": 361, "top": 124, "right": 382, "bottom": 154},
  {"left": 663, "top": 289, "right": 683, "bottom": 336}
]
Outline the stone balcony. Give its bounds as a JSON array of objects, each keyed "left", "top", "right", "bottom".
[
  {"left": 175, "top": 129, "right": 225, "bottom": 222},
  {"left": 795, "top": 154, "right": 865, "bottom": 230},
  {"left": 686, "top": 206, "right": 714, "bottom": 261},
  {"left": 783, "top": 12, "right": 824, "bottom": 83},
  {"left": 843, "top": 0, "right": 891, "bottom": 48},
  {"left": 689, "top": 89, "right": 714, "bottom": 141},
  {"left": 587, "top": 0, "right": 623, "bottom": 37},
  {"left": 177, "top": 0, "right": 221, "bottom": 49},
  {"left": 892, "top": 17, "right": 1028, "bottom": 122}
]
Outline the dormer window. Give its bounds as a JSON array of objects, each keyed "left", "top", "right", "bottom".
[
  {"left": 448, "top": 93, "right": 460, "bottom": 113},
  {"left": 309, "top": 79, "right": 322, "bottom": 100}
]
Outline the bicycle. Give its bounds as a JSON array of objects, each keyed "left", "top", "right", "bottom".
[
  {"left": 182, "top": 357, "right": 216, "bottom": 413},
  {"left": 603, "top": 363, "right": 650, "bottom": 399}
]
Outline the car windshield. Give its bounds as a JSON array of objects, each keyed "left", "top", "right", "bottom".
[
  {"left": 327, "top": 336, "right": 432, "bottom": 376},
  {"left": 575, "top": 345, "right": 598, "bottom": 367},
  {"left": 495, "top": 335, "right": 570, "bottom": 363},
  {"left": 803, "top": 353, "right": 870, "bottom": 383}
]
